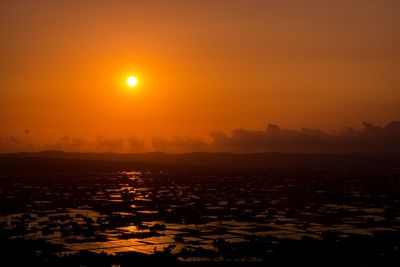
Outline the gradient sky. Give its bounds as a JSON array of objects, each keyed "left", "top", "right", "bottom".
[{"left": 1, "top": 0, "right": 399, "bottom": 152}]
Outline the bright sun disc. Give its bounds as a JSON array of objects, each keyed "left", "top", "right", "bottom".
[{"left": 127, "top": 76, "right": 138, "bottom": 87}]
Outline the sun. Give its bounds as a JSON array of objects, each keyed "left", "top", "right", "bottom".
[{"left": 127, "top": 76, "right": 138, "bottom": 88}]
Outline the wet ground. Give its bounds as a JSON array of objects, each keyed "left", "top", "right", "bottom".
[{"left": 1, "top": 165, "right": 399, "bottom": 262}]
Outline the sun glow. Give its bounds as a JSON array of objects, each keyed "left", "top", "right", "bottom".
[{"left": 127, "top": 76, "right": 138, "bottom": 87}]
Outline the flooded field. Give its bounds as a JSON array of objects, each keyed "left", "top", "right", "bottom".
[{"left": 1, "top": 165, "right": 400, "bottom": 263}]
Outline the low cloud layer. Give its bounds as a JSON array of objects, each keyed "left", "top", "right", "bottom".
[
  {"left": 45, "top": 136, "right": 146, "bottom": 153},
  {"left": 210, "top": 121, "right": 400, "bottom": 153},
  {"left": 151, "top": 137, "right": 208, "bottom": 153},
  {"left": 1, "top": 121, "right": 399, "bottom": 153}
]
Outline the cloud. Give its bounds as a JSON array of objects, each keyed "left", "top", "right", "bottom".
[
  {"left": 45, "top": 136, "right": 145, "bottom": 152},
  {"left": 46, "top": 136, "right": 92, "bottom": 152},
  {"left": 0, "top": 136, "right": 33, "bottom": 152},
  {"left": 95, "top": 136, "right": 125, "bottom": 152},
  {"left": 127, "top": 137, "right": 146, "bottom": 152},
  {"left": 210, "top": 121, "right": 400, "bottom": 153},
  {"left": 151, "top": 136, "right": 208, "bottom": 153},
  {"left": 1, "top": 121, "right": 400, "bottom": 153}
]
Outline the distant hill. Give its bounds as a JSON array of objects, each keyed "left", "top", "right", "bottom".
[{"left": 0, "top": 151, "right": 399, "bottom": 171}]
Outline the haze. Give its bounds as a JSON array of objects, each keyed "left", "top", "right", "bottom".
[{"left": 1, "top": 0, "right": 399, "bottom": 152}]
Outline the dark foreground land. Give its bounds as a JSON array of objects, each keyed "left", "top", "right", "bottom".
[{"left": 0, "top": 152, "right": 400, "bottom": 266}]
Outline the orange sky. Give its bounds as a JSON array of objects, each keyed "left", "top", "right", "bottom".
[{"left": 1, "top": 0, "right": 400, "bottom": 152}]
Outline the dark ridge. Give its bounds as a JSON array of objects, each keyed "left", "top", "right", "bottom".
[{"left": 0, "top": 151, "right": 400, "bottom": 172}]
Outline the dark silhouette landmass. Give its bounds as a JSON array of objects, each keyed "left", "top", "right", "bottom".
[
  {"left": 0, "top": 152, "right": 399, "bottom": 266},
  {"left": 1, "top": 151, "right": 400, "bottom": 171}
]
